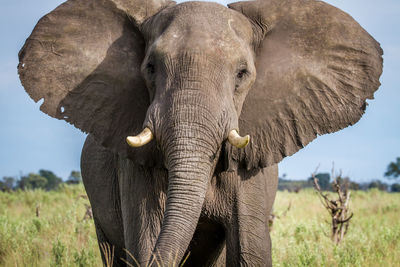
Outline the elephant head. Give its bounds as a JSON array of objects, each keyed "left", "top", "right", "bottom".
[{"left": 18, "top": 0, "right": 382, "bottom": 264}]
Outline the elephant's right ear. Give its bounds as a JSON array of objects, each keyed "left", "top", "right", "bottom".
[{"left": 18, "top": 0, "right": 174, "bottom": 164}]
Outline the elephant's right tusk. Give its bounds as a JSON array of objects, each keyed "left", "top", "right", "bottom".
[
  {"left": 228, "top": 129, "right": 250, "bottom": 149},
  {"left": 126, "top": 128, "right": 153, "bottom": 147}
]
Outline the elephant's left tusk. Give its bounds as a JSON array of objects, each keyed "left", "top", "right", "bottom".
[
  {"left": 126, "top": 128, "right": 153, "bottom": 147},
  {"left": 228, "top": 129, "right": 250, "bottom": 149}
]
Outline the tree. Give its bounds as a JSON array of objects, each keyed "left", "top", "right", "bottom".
[
  {"left": 39, "top": 169, "right": 62, "bottom": 190},
  {"left": 1, "top": 176, "right": 16, "bottom": 191},
  {"left": 339, "top": 177, "right": 360, "bottom": 191},
  {"left": 309, "top": 173, "right": 330, "bottom": 190},
  {"left": 67, "top": 171, "right": 82, "bottom": 184},
  {"left": 384, "top": 157, "right": 400, "bottom": 179},
  {"left": 0, "top": 181, "right": 8, "bottom": 191},
  {"left": 368, "top": 180, "right": 388, "bottom": 191},
  {"left": 391, "top": 183, "right": 400, "bottom": 193},
  {"left": 17, "top": 173, "right": 48, "bottom": 190}
]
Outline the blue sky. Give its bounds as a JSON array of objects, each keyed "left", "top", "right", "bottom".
[{"left": 0, "top": 0, "right": 399, "bottom": 182}]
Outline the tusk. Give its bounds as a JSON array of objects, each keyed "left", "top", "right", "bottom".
[
  {"left": 228, "top": 129, "right": 250, "bottom": 149},
  {"left": 126, "top": 128, "right": 153, "bottom": 147}
]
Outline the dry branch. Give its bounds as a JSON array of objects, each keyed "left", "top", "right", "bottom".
[
  {"left": 82, "top": 204, "right": 93, "bottom": 220},
  {"left": 269, "top": 201, "right": 292, "bottom": 229},
  {"left": 312, "top": 167, "right": 353, "bottom": 244},
  {"left": 35, "top": 204, "right": 40, "bottom": 217}
]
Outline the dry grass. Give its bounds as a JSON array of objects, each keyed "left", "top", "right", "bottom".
[
  {"left": 0, "top": 185, "right": 101, "bottom": 266},
  {"left": 271, "top": 189, "right": 400, "bottom": 267},
  {"left": 0, "top": 185, "right": 399, "bottom": 266}
]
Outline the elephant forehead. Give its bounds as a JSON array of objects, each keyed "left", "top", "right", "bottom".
[
  {"left": 146, "top": 1, "right": 254, "bottom": 58},
  {"left": 157, "top": 28, "right": 240, "bottom": 57}
]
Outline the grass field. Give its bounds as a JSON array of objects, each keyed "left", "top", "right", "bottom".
[
  {"left": 0, "top": 185, "right": 399, "bottom": 266},
  {"left": 271, "top": 189, "right": 400, "bottom": 266}
]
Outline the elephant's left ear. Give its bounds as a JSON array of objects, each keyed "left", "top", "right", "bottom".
[{"left": 227, "top": 0, "right": 383, "bottom": 170}]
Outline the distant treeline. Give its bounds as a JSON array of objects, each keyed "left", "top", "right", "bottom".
[
  {"left": 0, "top": 170, "right": 81, "bottom": 191},
  {"left": 1, "top": 169, "right": 400, "bottom": 193},
  {"left": 279, "top": 172, "right": 400, "bottom": 193}
]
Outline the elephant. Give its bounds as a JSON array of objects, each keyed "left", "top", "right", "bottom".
[{"left": 18, "top": 0, "right": 383, "bottom": 266}]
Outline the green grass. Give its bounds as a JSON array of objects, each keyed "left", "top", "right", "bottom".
[
  {"left": 0, "top": 185, "right": 399, "bottom": 266},
  {"left": 0, "top": 185, "right": 101, "bottom": 266},
  {"left": 271, "top": 188, "right": 400, "bottom": 267}
]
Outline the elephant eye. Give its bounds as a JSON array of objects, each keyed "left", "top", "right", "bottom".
[
  {"left": 237, "top": 69, "right": 247, "bottom": 79},
  {"left": 147, "top": 63, "right": 155, "bottom": 74}
]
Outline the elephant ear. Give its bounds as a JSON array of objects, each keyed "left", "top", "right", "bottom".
[
  {"left": 227, "top": 0, "right": 383, "bottom": 170},
  {"left": 18, "top": 0, "right": 173, "bottom": 165}
]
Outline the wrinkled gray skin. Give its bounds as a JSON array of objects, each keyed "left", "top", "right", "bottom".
[
  {"left": 82, "top": 4, "right": 278, "bottom": 266},
  {"left": 82, "top": 136, "right": 277, "bottom": 266},
  {"left": 18, "top": 0, "right": 382, "bottom": 266}
]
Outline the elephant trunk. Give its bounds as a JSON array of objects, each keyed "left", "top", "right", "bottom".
[{"left": 150, "top": 101, "right": 223, "bottom": 265}]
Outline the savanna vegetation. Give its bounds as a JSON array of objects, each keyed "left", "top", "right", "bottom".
[
  {"left": 1, "top": 184, "right": 399, "bottom": 266},
  {"left": 0, "top": 185, "right": 101, "bottom": 266},
  {"left": 0, "top": 170, "right": 81, "bottom": 192},
  {"left": 271, "top": 189, "right": 400, "bottom": 266}
]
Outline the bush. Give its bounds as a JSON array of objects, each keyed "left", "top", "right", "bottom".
[{"left": 391, "top": 183, "right": 400, "bottom": 192}]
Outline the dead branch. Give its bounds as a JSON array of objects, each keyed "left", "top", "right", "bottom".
[
  {"left": 281, "top": 201, "right": 292, "bottom": 217},
  {"left": 82, "top": 204, "right": 93, "bottom": 220},
  {"left": 268, "top": 201, "right": 292, "bottom": 230},
  {"left": 312, "top": 166, "right": 353, "bottom": 244},
  {"left": 36, "top": 205, "right": 40, "bottom": 218},
  {"left": 77, "top": 194, "right": 89, "bottom": 200}
]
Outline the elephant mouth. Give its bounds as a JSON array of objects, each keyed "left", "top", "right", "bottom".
[{"left": 126, "top": 128, "right": 250, "bottom": 149}]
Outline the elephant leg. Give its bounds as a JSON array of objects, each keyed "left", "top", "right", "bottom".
[
  {"left": 182, "top": 217, "right": 225, "bottom": 267},
  {"left": 118, "top": 159, "right": 168, "bottom": 266},
  {"left": 212, "top": 245, "right": 226, "bottom": 267},
  {"left": 81, "top": 135, "right": 126, "bottom": 266},
  {"left": 225, "top": 165, "right": 278, "bottom": 267},
  {"left": 93, "top": 216, "right": 127, "bottom": 267}
]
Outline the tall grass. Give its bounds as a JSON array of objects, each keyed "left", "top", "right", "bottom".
[
  {"left": 0, "top": 185, "right": 101, "bottom": 266},
  {"left": 0, "top": 185, "right": 399, "bottom": 266},
  {"left": 271, "top": 189, "right": 400, "bottom": 267}
]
